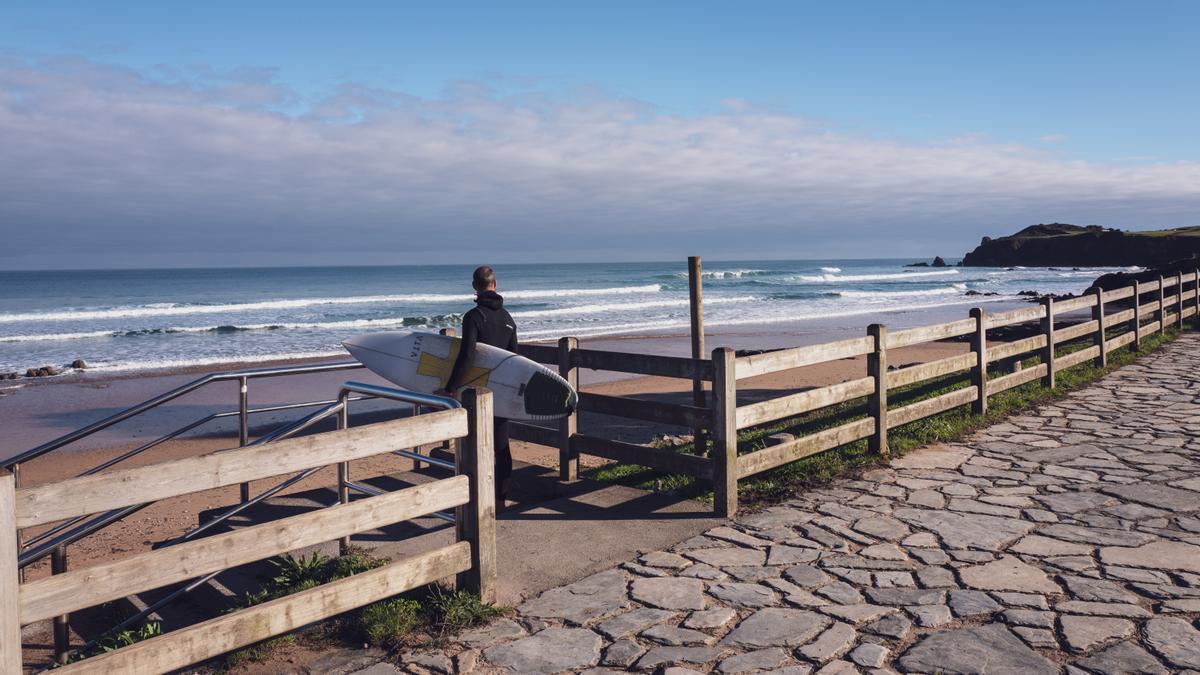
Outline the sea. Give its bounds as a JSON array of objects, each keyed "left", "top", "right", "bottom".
[{"left": 0, "top": 260, "right": 1139, "bottom": 375}]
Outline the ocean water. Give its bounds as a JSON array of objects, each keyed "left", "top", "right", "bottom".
[{"left": 0, "top": 260, "right": 1138, "bottom": 374}]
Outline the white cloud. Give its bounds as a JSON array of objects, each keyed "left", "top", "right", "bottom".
[{"left": 1, "top": 55, "right": 1198, "bottom": 268}]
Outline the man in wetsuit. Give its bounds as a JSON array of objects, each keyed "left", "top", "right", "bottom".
[{"left": 437, "top": 266, "right": 517, "bottom": 505}]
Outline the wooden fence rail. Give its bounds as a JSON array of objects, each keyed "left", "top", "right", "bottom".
[
  {"left": 511, "top": 270, "right": 1200, "bottom": 518},
  {"left": 3, "top": 391, "right": 498, "bottom": 673}
]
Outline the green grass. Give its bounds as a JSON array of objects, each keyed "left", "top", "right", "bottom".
[
  {"left": 425, "top": 587, "right": 504, "bottom": 638},
  {"left": 64, "top": 609, "right": 163, "bottom": 664},
  {"left": 1125, "top": 226, "right": 1200, "bottom": 238},
  {"left": 588, "top": 321, "right": 1187, "bottom": 508},
  {"left": 216, "top": 547, "right": 504, "bottom": 669},
  {"left": 358, "top": 598, "right": 423, "bottom": 648}
]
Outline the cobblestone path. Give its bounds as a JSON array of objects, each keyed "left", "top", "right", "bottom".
[{"left": 394, "top": 334, "right": 1200, "bottom": 674}]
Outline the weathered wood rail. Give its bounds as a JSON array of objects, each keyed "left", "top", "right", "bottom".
[
  {"left": 514, "top": 271, "right": 1200, "bottom": 517},
  {"left": 2, "top": 390, "right": 498, "bottom": 673}
]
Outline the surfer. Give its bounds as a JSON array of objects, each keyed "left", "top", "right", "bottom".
[{"left": 437, "top": 266, "right": 517, "bottom": 505}]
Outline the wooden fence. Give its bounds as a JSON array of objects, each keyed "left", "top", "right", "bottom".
[
  {"left": 2, "top": 390, "right": 497, "bottom": 673},
  {"left": 516, "top": 271, "right": 1200, "bottom": 517}
]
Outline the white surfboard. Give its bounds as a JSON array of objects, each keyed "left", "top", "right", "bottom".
[{"left": 343, "top": 330, "right": 577, "bottom": 422}]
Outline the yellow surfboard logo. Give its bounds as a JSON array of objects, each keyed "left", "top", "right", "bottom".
[{"left": 416, "top": 339, "right": 491, "bottom": 388}]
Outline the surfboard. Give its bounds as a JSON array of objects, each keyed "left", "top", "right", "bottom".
[{"left": 342, "top": 330, "right": 578, "bottom": 422}]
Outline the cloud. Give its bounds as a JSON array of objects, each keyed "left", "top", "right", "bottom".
[{"left": 1, "top": 55, "right": 1198, "bottom": 268}]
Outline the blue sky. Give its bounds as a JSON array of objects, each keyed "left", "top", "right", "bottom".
[{"left": 1, "top": 1, "right": 1199, "bottom": 268}]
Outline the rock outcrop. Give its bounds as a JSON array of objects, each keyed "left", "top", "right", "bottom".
[
  {"left": 961, "top": 223, "right": 1200, "bottom": 267},
  {"left": 1091, "top": 257, "right": 1200, "bottom": 291},
  {"left": 906, "top": 256, "right": 950, "bottom": 268}
]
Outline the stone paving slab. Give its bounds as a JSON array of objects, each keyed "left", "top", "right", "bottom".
[{"left": 379, "top": 334, "right": 1200, "bottom": 674}]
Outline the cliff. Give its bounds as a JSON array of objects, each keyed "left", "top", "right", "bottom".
[{"left": 960, "top": 223, "right": 1200, "bottom": 267}]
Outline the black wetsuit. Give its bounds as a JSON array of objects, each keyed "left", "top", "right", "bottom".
[{"left": 446, "top": 290, "right": 517, "bottom": 502}]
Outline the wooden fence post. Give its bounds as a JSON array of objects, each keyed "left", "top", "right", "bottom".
[
  {"left": 1132, "top": 281, "right": 1142, "bottom": 351},
  {"left": 969, "top": 308, "right": 988, "bottom": 415},
  {"left": 688, "top": 257, "right": 708, "bottom": 453},
  {"left": 866, "top": 324, "right": 888, "bottom": 458},
  {"left": 1195, "top": 269, "right": 1200, "bottom": 329},
  {"left": 1091, "top": 287, "right": 1107, "bottom": 368},
  {"left": 711, "top": 348, "right": 738, "bottom": 518},
  {"left": 1177, "top": 272, "right": 1185, "bottom": 330},
  {"left": 456, "top": 389, "right": 497, "bottom": 604},
  {"left": 1158, "top": 274, "right": 1166, "bottom": 334},
  {"left": 558, "top": 337, "right": 579, "bottom": 481},
  {"left": 1040, "top": 297, "right": 1056, "bottom": 387},
  {"left": 1, "top": 469, "right": 19, "bottom": 674}
]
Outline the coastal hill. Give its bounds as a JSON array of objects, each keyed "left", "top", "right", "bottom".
[{"left": 961, "top": 223, "right": 1200, "bottom": 267}]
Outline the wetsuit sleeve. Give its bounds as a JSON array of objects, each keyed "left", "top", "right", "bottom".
[{"left": 446, "top": 313, "right": 478, "bottom": 390}]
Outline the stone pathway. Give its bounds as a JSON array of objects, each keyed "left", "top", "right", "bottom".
[{"left": 384, "top": 335, "right": 1200, "bottom": 674}]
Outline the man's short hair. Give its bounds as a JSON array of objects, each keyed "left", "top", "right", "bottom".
[{"left": 472, "top": 266, "right": 496, "bottom": 291}]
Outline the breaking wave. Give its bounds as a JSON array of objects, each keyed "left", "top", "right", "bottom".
[{"left": 0, "top": 284, "right": 663, "bottom": 323}]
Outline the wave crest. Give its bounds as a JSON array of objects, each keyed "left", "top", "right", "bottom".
[{"left": 0, "top": 284, "right": 662, "bottom": 324}]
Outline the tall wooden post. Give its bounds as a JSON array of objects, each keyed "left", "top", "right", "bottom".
[
  {"left": 1091, "top": 287, "right": 1107, "bottom": 368},
  {"left": 711, "top": 348, "right": 738, "bottom": 518},
  {"left": 456, "top": 389, "right": 497, "bottom": 604},
  {"left": 688, "top": 257, "right": 708, "bottom": 453},
  {"left": 1132, "top": 281, "right": 1143, "bottom": 351},
  {"left": 1040, "top": 297, "right": 1056, "bottom": 387},
  {"left": 866, "top": 324, "right": 888, "bottom": 458},
  {"left": 1177, "top": 272, "right": 1185, "bottom": 330},
  {"left": 1158, "top": 274, "right": 1166, "bottom": 334},
  {"left": 0, "top": 469, "right": 21, "bottom": 674},
  {"left": 969, "top": 308, "right": 988, "bottom": 415},
  {"left": 557, "top": 337, "right": 579, "bottom": 481}
]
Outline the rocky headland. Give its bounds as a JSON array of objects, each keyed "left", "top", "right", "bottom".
[{"left": 961, "top": 223, "right": 1200, "bottom": 268}]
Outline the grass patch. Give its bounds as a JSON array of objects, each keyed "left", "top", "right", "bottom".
[
  {"left": 588, "top": 321, "right": 1188, "bottom": 508},
  {"left": 358, "top": 598, "right": 423, "bottom": 648},
  {"left": 218, "top": 547, "right": 504, "bottom": 669}
]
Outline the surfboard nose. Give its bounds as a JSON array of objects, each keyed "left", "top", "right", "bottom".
[{"left": 523, "top": 370, "right": 577, "bottom": 418}]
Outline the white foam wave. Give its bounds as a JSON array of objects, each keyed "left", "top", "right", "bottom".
[
  {"left": 835, "top": 285, "right": 964, "bottom": 299},
  {"left": 673, "top": 269, "right": 767, "bottom": 279},
  {"left": 511, "top": 296, "right": 755, "bottom": 319},
  {"left": 793, "top": 269, "right": 961, "bottom": 283},
  {"left": 0, "top": 298, "right": 765, "bottom": 344},
  {"left": 820, "top": 267, "right": 842, "bottom": 273},
  {"left": 522, "top": 295, "right": 1017, "bottom": 339},
  {"left": 87, "top": 349, "right": 350, "bottom": 373},
  {"left": 0, "top": 329, "right": 124, "bottom": 343},
  {"left": 0, "top": 284, "right": 663, "bottom": 323},
  {"left": 0, "top": 317, "right": 454, "bottom": 343}
]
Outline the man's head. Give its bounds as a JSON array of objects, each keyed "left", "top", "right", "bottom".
[{"left": 472, "top": 266, "right": 496, "bottom": 292}]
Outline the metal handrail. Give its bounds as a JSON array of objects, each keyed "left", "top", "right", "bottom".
[
  {"left": 17, "top": 395, "right": 373, "bottom": 556},
  {"left": 76, "top": 382, "right": 460, "bottom": 655},
  {"left": 4, "top": 360, "right": 364, "bottom": 469}
]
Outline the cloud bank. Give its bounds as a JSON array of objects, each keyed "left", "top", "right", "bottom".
[{"left": 1, "top": 55, "right": 1198, "bottom": 268}]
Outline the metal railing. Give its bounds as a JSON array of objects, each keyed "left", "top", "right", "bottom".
[
  {"left": 1, "top": 357, "right": 477, "bottom": 663},
  {"left": 46, "top": 380, "right": 460, "bottom": 660},
  {"left": 4, "top": 360, "right": 365, "bottom": 471}
]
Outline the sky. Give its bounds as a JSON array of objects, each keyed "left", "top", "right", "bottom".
[{"left": 1, "top": 1, "right": 1199, "bottom": 269}]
